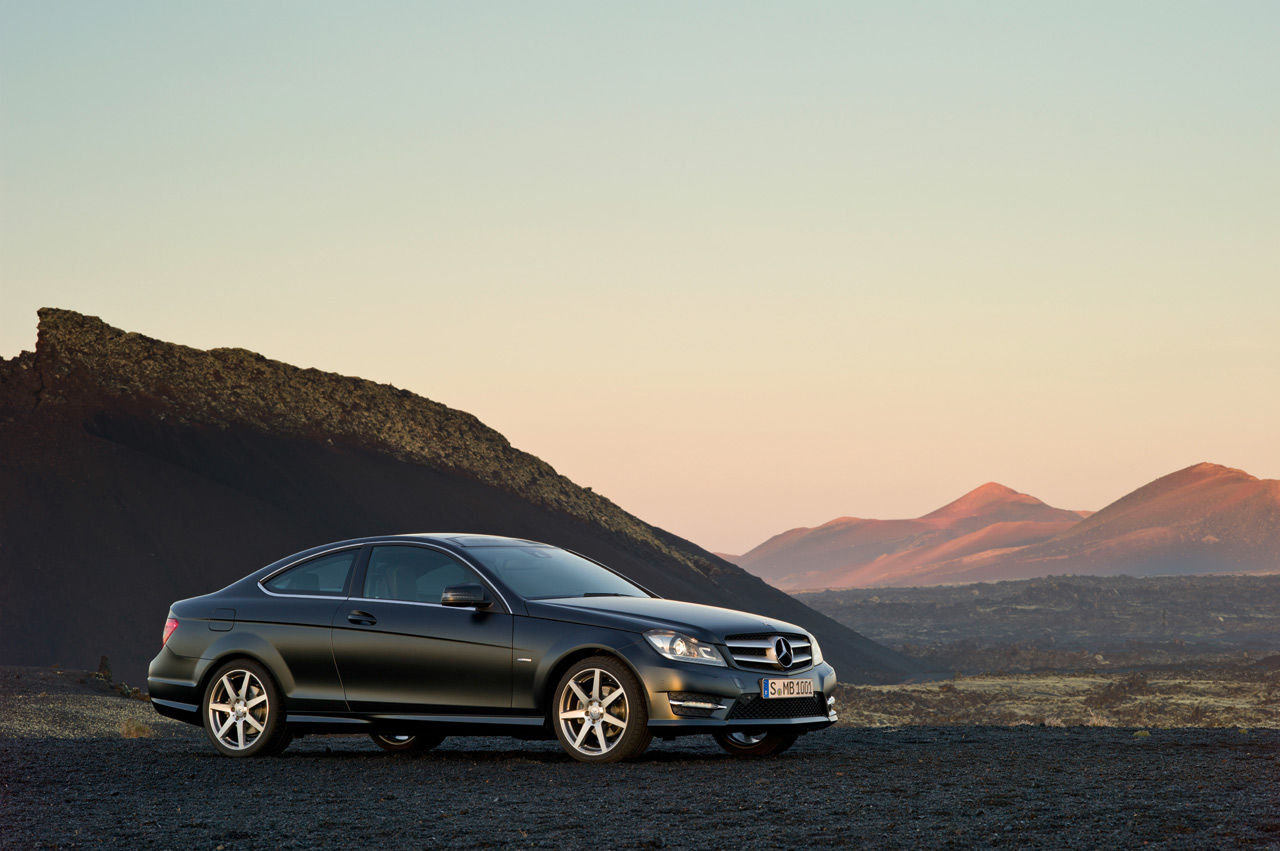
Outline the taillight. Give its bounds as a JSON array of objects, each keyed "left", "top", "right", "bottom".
[{"left": 162, "top": 617, "right": 179, "bottom": 646}]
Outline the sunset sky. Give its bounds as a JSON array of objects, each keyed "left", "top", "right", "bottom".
[{"left": 3, "top": 2, "right": 1277, "bottom": 553}]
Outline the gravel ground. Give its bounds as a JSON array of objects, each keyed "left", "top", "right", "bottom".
[
  {"left": 0, "top": 667, "right": 194, "bottom": 741},
  {"left": 2, "top": 669, "right": 1279, "bottom": 850}
]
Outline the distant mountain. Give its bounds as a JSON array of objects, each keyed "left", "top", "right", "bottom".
[
  {"left": 736, "top": 483, "right": 1085, "bottom": 589},
  {"left": 0, "top": 309, "right": 920, "bottom": 686},
  {"left": 738, "top": 465, "right": 1280, "bottom": 589},
  {"left": 930, "top": 463, "right": 1280, "bottom": 582}
]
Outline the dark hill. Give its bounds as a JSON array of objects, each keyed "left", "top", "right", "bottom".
[{"left": 0, "top": 309, "right": 919, "bottom": 686}]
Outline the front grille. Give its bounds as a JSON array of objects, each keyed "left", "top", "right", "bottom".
[
  {"left": 727, "top": 693, "right": 828, "bottom": 721},
  {"left": 666, "top": 692, "right": 727, "bottom": 718},
  {"left": 724, "top": 633, "right": 813, "bottom": 672}
]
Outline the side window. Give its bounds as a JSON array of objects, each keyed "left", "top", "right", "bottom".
[
  {"left": 264, "top": 550, "right": 356, "bottom": 596},
  {"left": 364, "top": 546, "right": 480, "bottom": 604}
]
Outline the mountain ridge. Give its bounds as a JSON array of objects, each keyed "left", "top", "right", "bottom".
[
  {"left": 734, "top": 482, "right": 1087, "bottom": 588},
  {"left": 734, "top": 464, "right": 1280, "bottom": 590}
]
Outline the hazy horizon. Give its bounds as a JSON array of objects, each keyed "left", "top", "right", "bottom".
[{"left": 3, "top": 2, "right": 1277, "bottom": 553}]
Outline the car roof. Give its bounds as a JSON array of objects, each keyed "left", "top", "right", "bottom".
[{"left": 393, "top": 533, "right": 553, "bottom": 548}]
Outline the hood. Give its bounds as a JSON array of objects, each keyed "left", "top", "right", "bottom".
[{"left": 526, "top": 596, "right": 810, "bottom": 644}]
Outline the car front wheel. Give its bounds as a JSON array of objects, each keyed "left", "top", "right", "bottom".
[
  {"left": 553, "top": 656, "right": 652, "bottom": 764},
  {"left": 202, "top": 659, "right": 290, "bottom": 757},
  {"left": 712, "top": 729, "right": 798, "bottom": 757},
  {"left": 369, "top": 732, "right": 446, "bottom": 753}
]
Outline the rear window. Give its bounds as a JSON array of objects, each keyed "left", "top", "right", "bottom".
[{"left": 263, "top": 549, "right": 356, "bottom": 596}]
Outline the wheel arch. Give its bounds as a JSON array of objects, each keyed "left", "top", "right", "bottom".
[
  {"left": 196, "top": 642, "right": 295, "bottom": 709},
  {"left": 541, "top": 645, "right": 649, "bottom": 722}
]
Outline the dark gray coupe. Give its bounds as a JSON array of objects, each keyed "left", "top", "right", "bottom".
[{"left": 148, "top": 534, "right": 838, "bottom": 762}]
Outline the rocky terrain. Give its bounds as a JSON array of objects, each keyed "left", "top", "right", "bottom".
[
  {"left": 2, "top": 668, "right": 1278, "bottom": 850},
  {"left": 834, "top": 667, "right": 1279, "bottom": 730},
  {"left": 734, "top": 464, "right": 1280, "bottom": 590},
  {"left": 799, "top": 573, "right": 1280, "bottom": 674},
  {"left": 0, "top": 309, "right": 914, "bottom": 686}
]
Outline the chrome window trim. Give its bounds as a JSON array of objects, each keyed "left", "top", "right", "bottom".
[
  {"left": 257, "top": 544, "right": 364, "bottom": 598},
  {"left": 346, "top": 596, "right": 445, "bottom": 610},
  {"left": 259, "top": 588, "right": 350, "bottom": 601},
  {"left": 362, "top": 541, "right": 512, "bottom": 613}
]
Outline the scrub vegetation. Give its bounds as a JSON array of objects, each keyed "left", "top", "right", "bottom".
[{"left": 832, "top": 666, "right": 1279, "bottom": 729}]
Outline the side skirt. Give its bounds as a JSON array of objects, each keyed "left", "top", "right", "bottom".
[{"left": 284, "top": 712, "right": 550, "bottom": 738}]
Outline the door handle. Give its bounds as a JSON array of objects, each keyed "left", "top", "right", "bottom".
[{"left": 347, "top": 611, "right": 377, "bottom": 626}]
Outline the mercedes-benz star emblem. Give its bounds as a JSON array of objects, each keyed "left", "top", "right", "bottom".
[{"left": 773, "top": 636, "right": 794, "bottom": 668}]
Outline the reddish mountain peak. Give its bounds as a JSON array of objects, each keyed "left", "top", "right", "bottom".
[
  {"left": 1183, "top": 462, "right": 1258, "bottom": 482},
  {"left": 818, "top": 516, "right": 865, "bottom": 528},
  {"left": 1061, "top": 462, "right": 1274, "bottom": 539},
  {"left": 922, "top": 482, "right": 1042, "bottom": 521}
]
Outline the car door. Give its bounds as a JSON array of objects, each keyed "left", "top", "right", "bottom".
[
  {"left": 330, "top": 544, "right": 514, "bottom": 714},
  {"left": 244, "top": 546, "right": 359, "bottom": 712}
]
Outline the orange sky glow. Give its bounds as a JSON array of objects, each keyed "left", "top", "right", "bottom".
[{"left": 2, "top": 3, "right": 1277, "bottom": 552}]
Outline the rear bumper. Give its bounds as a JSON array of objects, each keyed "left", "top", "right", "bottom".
[{"left": 147, "top": 645, "right": 208, "bottom": 727}]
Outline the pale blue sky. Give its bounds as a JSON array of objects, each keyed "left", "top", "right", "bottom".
[{"left": 3, "top": 2, "right": 1278, "bottom": 552}]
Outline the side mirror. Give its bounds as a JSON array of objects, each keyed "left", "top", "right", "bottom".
[{"left": 441, "top": 584, "right": 492, "bottom": 609}]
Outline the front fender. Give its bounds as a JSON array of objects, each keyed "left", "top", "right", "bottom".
[{"left": 514, "top": 619, "right": 645, "bottom": 713}]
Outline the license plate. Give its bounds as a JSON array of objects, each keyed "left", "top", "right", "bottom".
[{"left": 760, "top": 678, "right": 815, "bottom": 699}]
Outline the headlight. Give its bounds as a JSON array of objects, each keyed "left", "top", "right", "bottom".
[
  {"left": 644, "top": 630, "right": 726, "bottom": 667},
  {"left": 809, "top": 634, "right": 824, "bottom": 666}
]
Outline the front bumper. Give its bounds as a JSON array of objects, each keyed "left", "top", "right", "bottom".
[{"left": 617, "top": 645, "right": 839, "bottom": 736}]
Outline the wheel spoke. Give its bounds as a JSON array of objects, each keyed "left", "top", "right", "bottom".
[
  {"left": 591, "top": 669, "right": 601, "bottom": 702},
  {"left": 236, "top": 718, "right": 246, "bottom": 749},
  {"left": 559, "top": 709, "right": 587, "bottom": 720},
  {"left": 568, "top": 681, "right": 590, "bottom": 706},
  {"left": 245, "top": 714, "right": 265, "bottom": 732},
  {"left": 216, "top": 716, "right": 235, "bottom": 738},
  {"left": 238, "top": 673, "right": 252, "bottom": 701},
  {"left": 601, "top": 714, "right": 627, "bottom": 730},
  {"left": 594, "top": 720, "right": 609, "bottom": 752},
  {"left": 573, "top": 721, "right": 591, "bottom": 748},
  {"left": 219, "top": 675, "right": 235, "bottom": 701},
  {"left": 209, "top": 703, "right": 233, "bottom": 713},
  {"left": 601, "top": 688, "right": 625, "bottom": 709},
  {"left": 246, "top": 694, "right": 268, "bottom": 709}
]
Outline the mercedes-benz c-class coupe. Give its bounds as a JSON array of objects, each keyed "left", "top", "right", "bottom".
[{"left": 148, "top": 534, "right": 838, "bottom": 763}]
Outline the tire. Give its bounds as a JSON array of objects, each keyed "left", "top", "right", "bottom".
[
  {"left": 202, "top": 659, "right": 290, "bottom": 758},
  {"left": 553, "top": 656, "right": 652, "bottom": 764},
  {"left": 370, "top": 732, "right": 446, "bottom": 754},
  {"left": 268, "top": 729, "right": 295, "bottom": 756},
  {"left": 712, "top": 729, "right": 799, "bottom": 757}
]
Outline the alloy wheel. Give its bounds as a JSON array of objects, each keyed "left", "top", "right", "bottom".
[
  {"left": 558, "top": 667, "right": 631, "bottom": 757},
  {"left": 206, "top": 669, "right": 270, "bottom": 751}
]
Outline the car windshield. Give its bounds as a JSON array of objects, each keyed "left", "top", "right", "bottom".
[{"left": 465, "top": 546, "right": 649, "bottom": 600}]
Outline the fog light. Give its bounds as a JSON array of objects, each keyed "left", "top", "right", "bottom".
[{"left": 667, "top": 692, "right": 728, "bottom": 717}]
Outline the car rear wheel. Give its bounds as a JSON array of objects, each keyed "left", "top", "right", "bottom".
[
  {"left": 712, "top": 729, "right": 799, "bottom": 757},
  {"left": 369, "top": 732, "right": 446, "bottom": 754},
  {"left": 202, "top": 659, "right": 290, "bottom": 757},
  {"left": 553, "top": 656, "right": 652, "bottom": 764}
]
